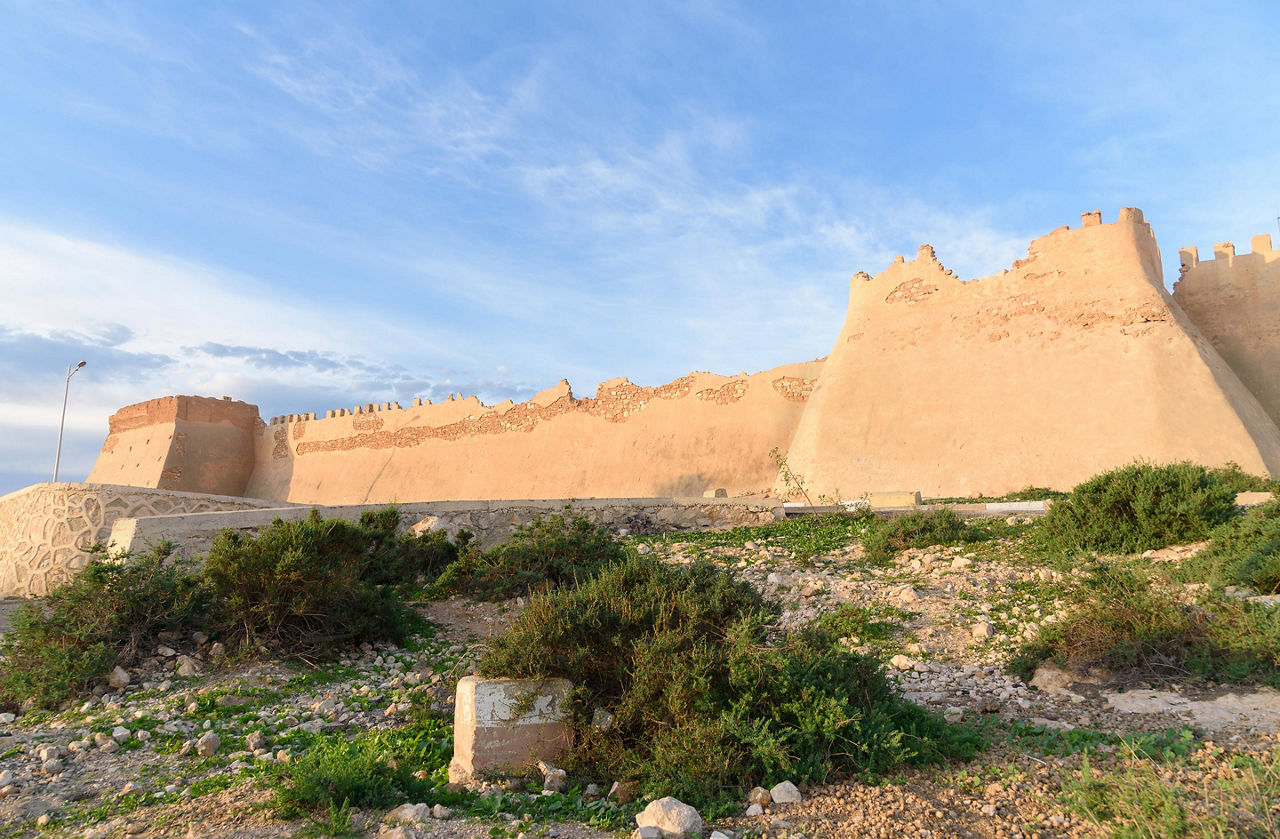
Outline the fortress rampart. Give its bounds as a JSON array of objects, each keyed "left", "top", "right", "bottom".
[
  {"left": 83, "top": 209, "right": 1280, "bottom": 504},
  {"left": 1173, "top": 233, "right": 1280, "bottom": 430}
]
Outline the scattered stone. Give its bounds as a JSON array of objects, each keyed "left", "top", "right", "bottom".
[
  {"left": 635, "top": 797, "right": 703, "bottom": 837},
  {"left": 432, "top": 804, "right": 452, "bottom": 819},
  {"left": 538, "top": 760, "right": 568, "bottom": 792},
  {"left": 0, "top": 770, "right": 12, "bottom": 787},
  {"left": 633, "top": 828, "right": 664, "bottom": 839},
  {"left": 41, "top": 758, "right": 63, "bottom": 775},
  {"left": 175, "top": 656, "right": 202, "bottom": 677},
  {"left": 609, "top": 780, "right": 638, "bottom": 803},
  {"left": 971, "top": 621, "right": 995, "bottom": 639},
  {"left": 889, "top": 654, "right": 915, "bottom": 671},
  {"left": 112, "top": 726, "right": 131, "bottom": 742},
  {"left": 745, "top": 804, "right": 764, "bottom": 817},
  {"left": 951, "top": 557, "right": 973, "bottom": 571},
  {"left": 770, "top": 780, "right": 802, "bottom": 804},
  {"left": 0, "top": 712, "right": 14, "bottom": 723},
  {"left": 245, "top": 731, "right": 266, "bottom": 752},
  {"left": 746, "top": 786, "right": 771, "bottom": 806},
  {"left": 107, "top": 666, "right": 131, "bottom": 690},
  {"left": 196, "top": 731, "right": 221, "bottom": 757},
  {"left": 636, "top": 544, "right": 653, "bottom": 555}
]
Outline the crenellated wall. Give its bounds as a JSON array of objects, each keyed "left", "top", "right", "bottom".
[
  {"left": 77, "top": 208, "right": 1280, "bottom": 505},
  {"left": 784, "top": 209, "right": 1280, "bottom": 497},
  {"left": 245, "top": 362, "right": 824, "bottom": 503},
  {"left": 1174, "top": 234, "right": 1280, "bottom": 429}
]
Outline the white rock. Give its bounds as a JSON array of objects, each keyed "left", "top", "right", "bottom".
[
  {"left": 951, "top": 557, "right": 973, "bottom": 571},
  {"left": 635, "top": 797, "right": 703, "bottom": 837},
  {"left": 156, "top": 645, "right": 176, "bottom": 657},
  {"left": 0, "top": 770, "right": 12, "bottom": 787},
  {"left": 744, "top": 803, "right": 764, "bottom": 817},
  {"left": 175, "top": 656, "right": 201, "bottom": 678},
  {"left": 636, "top": 544, "right": 653, "bottom": 555},
  {"left": 431, "top": 804, "right": 452, "bottom": 819},
  {"left": 107, "top": 666, "right": 131, "bottom": 690},
  {"left": 42, "top": 758, "right": 63, "bottom": 774},
  {"left": 710, "top": 832, "right": 733, "bottom": 839},
  {"left": 0, "top": 712, "right": 14, "bottom": 724},
  {"left": 196, "top": 731, "right": 220, "bottom": 757},
  {"left": 112, "top": 726, "right": 131, "bottom": 742},
  {"left": 889, "top": 654, "right": 916, "bottom": 671},
  {"left": 633, "top": 828, "right": 664, "bottom": 839},
  {"left": 770, "top": 780, "right": 802, "bottom": 804},
  {"left": 971, "top": 622, "right": 995, "bottom": 639},
  {"left": 385, "top": 803, "right": 430, "bottom": 824}
]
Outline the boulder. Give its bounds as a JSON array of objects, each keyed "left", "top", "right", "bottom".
[
  {"left": 635, "top": 796, "right": 703, "bottom": 837},
  {"left": 770, "top": 780, "right": 802, "bottom": 804}
]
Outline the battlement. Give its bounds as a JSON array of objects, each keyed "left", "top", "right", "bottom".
[
  {"left": 851, "top": 208, "right": 1160, "bottom": 309},
  {"left": 1178, "top": 234, "right": 1274, "bottom": 272}
]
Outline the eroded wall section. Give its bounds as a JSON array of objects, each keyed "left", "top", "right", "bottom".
[
  {"left": 783, "top": 210, "right": 1280, "bottom": 498},
  {"left": 87, "top": 396, "right": 260, "bottom": 496},
  {"left": 245, "top": 362, "right": 823, "bottom": 504},
  {"left": 1174, "top": 235, "right": 1280, "bottom": 429}
]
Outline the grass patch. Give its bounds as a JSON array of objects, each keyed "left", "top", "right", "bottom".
[
  {"left": 1011, "top": 564, "right": 1280, "bottom": 685},
  {"left": 637, "top": 510, "right": 873, "bottom": 563},
  {"left": 269, "top": 717, "right": 454, "bottom": 815},
  {"left": 480, "top": 555, "right": 980, "bottom": 811},
  {"left": 1064, "top": 746, "right": 1280, "bottom": 838},
  {"left": 1037, "top": 462, "right": 1240, "bottom": 556}
]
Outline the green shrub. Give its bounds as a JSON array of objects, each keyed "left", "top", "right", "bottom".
[
  {"left": 0, "top": 544, "right": 208, "bottom": 710},
  {"left": 1038, "top": 462, "right": 1239, "bottom": 556},
  {"left": 1178, "top": 501, "right": 1280, "bottom": 593},
  {"left": 481, "top": 556, "right": 979, "bottom": 810},
  {"left": 354, "top": 506, "right": 458, "bottom": 587},
  {"left": 203, "top": 510, "right": 420, "bottom": 657},
  {"left": 1011, "top": 564, "right": 1280, "bottom": 685},
  {"left": 429, "top": 512, "right": 625, "bottom": 600},
  {"left": 862, "top": 508, "right": 973, "bottom": 564}
]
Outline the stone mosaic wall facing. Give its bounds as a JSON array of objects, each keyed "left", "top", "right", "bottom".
[{"left": 0, "top": 483, "right": 285, "bottom": 597}]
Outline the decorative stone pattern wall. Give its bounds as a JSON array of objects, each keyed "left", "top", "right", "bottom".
[{"left": 0, "top": 483, "right": 284, "bottom": 597}]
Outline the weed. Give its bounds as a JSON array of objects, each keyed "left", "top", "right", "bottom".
[{"left": 269, "top": 717, "right": 454, "bottom": 815}]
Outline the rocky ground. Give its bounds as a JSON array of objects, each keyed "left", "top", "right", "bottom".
[{"left": 2, "top": 522, "right": 1278, "bottom": 839}]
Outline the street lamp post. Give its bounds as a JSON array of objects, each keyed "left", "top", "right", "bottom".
[{"left": 53, "top": 360, "right": 87, "bottom": 483}]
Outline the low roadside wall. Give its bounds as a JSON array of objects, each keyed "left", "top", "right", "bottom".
[
  {"left": 0, "top": 483, "right": 289, "bottom": 597},
  {"left": 108, "top": 497, "right": 785, "bottom": 561}
]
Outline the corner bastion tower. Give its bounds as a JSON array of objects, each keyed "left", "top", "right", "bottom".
[{"left": 86, "top": 209, "right": 1280, "bottom": 504}]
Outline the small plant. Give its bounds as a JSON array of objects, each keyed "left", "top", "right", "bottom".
[
  {"left": 1038, "top": 462, "right": 1240, "bottom": 556},
  {"left": 270, "top": 717, "right": 455, "bottom": 815},
  {"left": 862, "top": 508, "right": 974, "bottom": 564},
  {"left": 428, "top": 511, "right": 625, "bottom": 600},
  {"left": 771, "top": 447, "right": 817, "bottom": 507},
  {"left": 0, "top": 543, "right": 208, "bottom": 710}
]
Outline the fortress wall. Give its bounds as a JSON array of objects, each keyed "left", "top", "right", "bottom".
[
  {"left": 1174, "top": 234, "right": 1280, "bottom": 429},
  {"left": 87, "top": 396, "right": 260, "bottom": 497},
  {"left": 0, "top": 482, "right": 283, "bottom": 597},
  {"left": 244, "top": 361, "right": 824, "bottom": 504},
  {"left": 783, "top": 210, "right": 1280, "bottom": 498}
]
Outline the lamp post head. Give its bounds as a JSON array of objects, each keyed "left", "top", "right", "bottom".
[{"left": 76, "top": 360, "right": 86, "bottom": 369}]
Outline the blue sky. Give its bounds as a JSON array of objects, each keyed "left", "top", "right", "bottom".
[{"left": 2, "top": 1, "right": 1278, "bottom": 495}]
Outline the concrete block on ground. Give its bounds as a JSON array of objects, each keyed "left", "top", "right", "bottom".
[
  {"left": 449, "top": 676, "right": 572, "bottom": 783},
  {"left": 866, "top": 491, "right": 922, "bottom": 509},
  {"left": 984, "top": 500, "right": 1047, "bottom": 513},
  {"left": 702, "top": 488, "right": 728, "bottom": 498}
]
